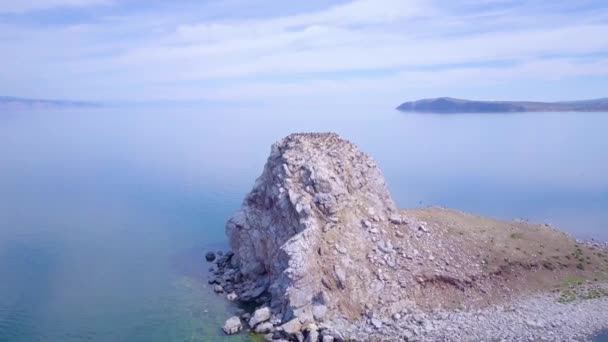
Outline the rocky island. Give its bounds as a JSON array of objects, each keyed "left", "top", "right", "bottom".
[
  {"left": 207, "top": 133, "right": 608, "bottom": 341},
  {"left": 396, "top": 97, "right": 608, "bottom": 113},
  {"left": 0, "top": 96, "right": 98, "bottom": 110}
]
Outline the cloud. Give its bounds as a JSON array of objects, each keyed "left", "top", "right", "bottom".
[
  {"left": 1, "top": 0, "right": 607, "bottom": 102},
  {"left": 0, "top": 0, "right": 113, "bottom": 13}
]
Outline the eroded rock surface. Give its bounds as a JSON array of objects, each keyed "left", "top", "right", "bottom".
[{"left": 225, "top": 132, "right": 398, "bottom": 322}]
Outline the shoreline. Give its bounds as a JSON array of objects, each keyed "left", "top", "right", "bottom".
[
  {"left": 337, "top": 286, "right": 608, "bottom": 341},
  {"left": 207, "top": 243, "right": 608, "bottom": 341}
]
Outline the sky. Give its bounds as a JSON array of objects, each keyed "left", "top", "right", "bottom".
[{"left": 1, "top": 0, "right": 608, "bottom": 106}]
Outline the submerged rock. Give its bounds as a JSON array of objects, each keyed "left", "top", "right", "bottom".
[{"left": 205, "top": 251, "right": 216, "bottom": 262}]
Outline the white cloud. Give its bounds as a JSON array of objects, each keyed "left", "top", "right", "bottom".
[
  {"left": 1, "top": 0, "right": 608, "bottom": 101},
  {"left": 0, "top": 0, "right": 112, "bottom": 13}
]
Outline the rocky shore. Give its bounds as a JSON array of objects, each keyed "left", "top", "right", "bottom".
[{"left": 205, "top": 133, "right": 608, "bottom": 341}]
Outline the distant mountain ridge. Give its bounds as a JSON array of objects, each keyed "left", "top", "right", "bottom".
[
  {"left": 0, "top": 96, "right": 99, "bottom": 109},
  {"left": 396, "top": 97, "right": 608, "bottom": 113}
]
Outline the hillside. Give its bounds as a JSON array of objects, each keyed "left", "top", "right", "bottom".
[{"left": 396, "top": 97, "right": 608, "bottom": 113}]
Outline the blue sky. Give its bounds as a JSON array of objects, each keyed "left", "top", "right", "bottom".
[{"left": 1, "top": 0, "right": 608, "bottom": 105}]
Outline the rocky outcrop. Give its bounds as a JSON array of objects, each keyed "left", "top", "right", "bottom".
[
  {"left": 210, "top": 132, "right": 608, "bottom": 341},
  {"left": 225, "top": 132, "right": 398, "bottom": 323}
]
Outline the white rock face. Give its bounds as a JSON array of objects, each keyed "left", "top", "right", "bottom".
[{"left": 226, "top": 133, "right": 398, "bottom": 321}]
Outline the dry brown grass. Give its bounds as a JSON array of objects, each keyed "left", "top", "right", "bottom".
[{"left": 401, "top": 207, "right": 608, "bottom": 307}]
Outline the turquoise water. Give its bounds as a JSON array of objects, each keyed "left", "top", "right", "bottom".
[{"left": 1, "top": 107, "right": 607, "bottom": 341}]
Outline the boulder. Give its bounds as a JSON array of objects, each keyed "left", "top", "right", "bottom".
[
  {"left": 222, "top": 316, "right": 242, "bottom": 335},
  {"left": 249, "top": 307, "right": 271, "bottom": 327},
  {"left": 281, "top": 318, "right": 302, "bottom": 335},
  {"left": 254, "top": 322, "right": 274, "bottom": 334}
]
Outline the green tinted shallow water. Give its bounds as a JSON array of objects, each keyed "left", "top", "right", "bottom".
[{"left": 0, "top": 107, "right": 607, "bottom": 341}]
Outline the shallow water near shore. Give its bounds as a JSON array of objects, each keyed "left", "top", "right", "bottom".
[{"left": 1, "top": 106, "right": 607, "bottom": 341}]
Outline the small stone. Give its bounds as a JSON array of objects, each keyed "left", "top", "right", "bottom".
[
  {"left": 377, "top": 240, "right": 393, "bottom": 253},
  {"left": 335, "top": 244, "right": 347, "bottom": 254},
  {"left": 205, "top": 251, "right": 216, "bottom": 262},
  {"left": 526, "top": 319, "right": 544, "bottom": 328},
  {"left": 393, "top": 313, "right": 402, "bottom": 320},
  {"left": 222, "top": 316, "right": 242, "bottom": 335},
  {"left": 395, "top": 231, "right": 405, "bottom": 238},
  {"left": 226, "top": 292, "right": 237, "bottom": 301},
  {"left": 389, "top": 215, "right": 403, "bottom": 224},
  {"left": 371, "top": 318, "right": 383, "bottom": 329},
  {"left": 214, "top": 285, "right": 224, "bottom": 293},
  {"left": 249, "top": 307, "right": 272, "bottom": 327}
]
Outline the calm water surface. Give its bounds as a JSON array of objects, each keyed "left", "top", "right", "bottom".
[{"left": 1, "top": 107, "right": 607, "bottom": 341}]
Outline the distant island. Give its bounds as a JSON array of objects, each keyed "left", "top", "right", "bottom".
[
  {"left": 396, "top": 97, "right": 608, "bottom": 113},
  {"left": 0, "top": 96, "right": 99, "bottom": 110}
]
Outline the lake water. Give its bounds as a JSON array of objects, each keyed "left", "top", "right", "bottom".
[{"left": 1, "top": 107, "right": 607, "bottom": 341}]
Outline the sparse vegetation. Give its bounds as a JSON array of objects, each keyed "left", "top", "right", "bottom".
[
  {"left": 583, "top": 288, "right": 608, "bottom": 300},
  {"left": 510, "top": 233, "right": 523, "bottom": 240},
  {"left": 558, "top": 276, "right": 585, "bottom": 303}
]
